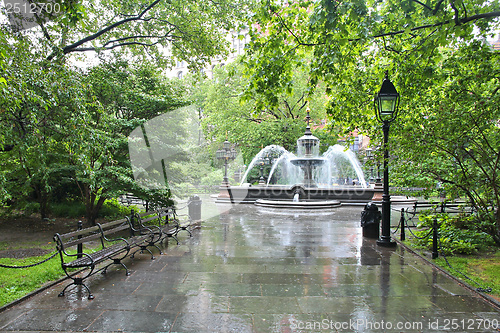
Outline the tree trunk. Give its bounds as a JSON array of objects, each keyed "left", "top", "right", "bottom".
[
  {"left": 35, "top": 186, "right": 50, "bottom": 219},
  {"left": 495, "top": 208, "right": 500, "bottom": 246},
  {"left": 40, "top": 196, "right": 49, "bottom": 220},
  {"left": 83, "top": 184, "right": 107, "bottom": 225}
]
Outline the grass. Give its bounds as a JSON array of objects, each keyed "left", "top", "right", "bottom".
[
  {"left": 0, "top": 242, "right": 105, "bottom": 308},
  {"left": 433, "top": 251, "right": 500, "bottom": 299},
  {"left": 0, "top": 253, "right": 65, "bottom": 307},
  {"left": 403, "top": 236, "right": 500, "bottom": 300},
  {"left": 0, "top": 240, "right": 54, "bottom": 251}
]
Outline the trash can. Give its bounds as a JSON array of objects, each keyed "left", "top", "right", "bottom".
[
  {"left": 188, "top": 195, "right": 202, "bottom": 221},
  {"left": 361, "top": 202, "right": 381, "bottom": 239}
]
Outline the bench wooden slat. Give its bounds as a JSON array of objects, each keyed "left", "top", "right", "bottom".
[
  {"left": 59, "top": 225, "right": 101, "bottom": 240},
  {"left": 64, "top": 232, "right": 102, "bottom": 248},
  {"left": 64, "top": 243, "right": 128, "bottom": 268},
  {"left": 100, "top": 218, "right": 129, "bottom": 227},
  {"left": 136, "top": 207, "right": 175, "bottom": 218},
  {"left": 101, "top": 224, "right": 129, "bottom": 237}
]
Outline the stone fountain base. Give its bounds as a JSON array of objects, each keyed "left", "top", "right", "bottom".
[
  {"left": 215, "top": 185, "right": 383, "bottom": 206},
  {"left": 254, "top": 198, "right": 341, "bottom": 209}
]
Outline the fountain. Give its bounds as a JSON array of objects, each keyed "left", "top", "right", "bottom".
[
  {"left": 217, "top": 108, "right": 382, "bottom": 207},
  {"left": 289, "top": 112, "right": 325, "bottom": 188}
]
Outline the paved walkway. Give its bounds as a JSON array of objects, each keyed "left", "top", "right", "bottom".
[{"left": 0, "top": 204, "right": 499, "bottom": 332}]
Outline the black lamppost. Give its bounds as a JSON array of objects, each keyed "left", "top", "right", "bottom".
[
  {"left": 374, "top": 146, "right": 383, "bottom": 188},
  {"left": 216, "top": 139, "right": 237, "bottom": 185},
  {"left": 374, "top": 71, "right": 399, "bottom": 247}
]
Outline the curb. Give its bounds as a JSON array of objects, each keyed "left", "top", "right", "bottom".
[{"left": 395, "top": 239, "right": 500, "bottom": 311}]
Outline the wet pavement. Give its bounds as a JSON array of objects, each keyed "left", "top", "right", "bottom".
[{"left": 0, "top": 203, "right": 499, "bottom": 332}]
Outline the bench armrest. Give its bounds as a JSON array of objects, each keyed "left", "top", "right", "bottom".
[
  {"left": 136, "top": 224, "right": 162, "bottom": 243},
  {"left": 130, "top": 214, "right": 162, "bottom": 241},
  {"left": 97, "top": 223, "right": 131, "bottom": 249},
  {"left": 54, "top": 233, "right": 95, "bottom": 259}
]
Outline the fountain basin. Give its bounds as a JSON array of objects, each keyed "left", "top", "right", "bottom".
[
  {"left": 215, "top": 185, "right": 381, "bottom": 205},
  {"left": 289, "top": 158, "right": 326, "bottom": 167},
  {"left": 255, "top": 198, "right": 341, "bottom": 209}
]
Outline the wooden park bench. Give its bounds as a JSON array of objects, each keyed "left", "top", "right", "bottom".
[
  {"left": 53, "top": 217, "right": 158, "bottom": 299},
  {"left": 131, "top": 206, "right": 192, "bottom": 248}
]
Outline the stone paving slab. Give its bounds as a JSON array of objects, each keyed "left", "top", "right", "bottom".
[{"left": 0, "top": 204, "right": 499, "bottom": 332}]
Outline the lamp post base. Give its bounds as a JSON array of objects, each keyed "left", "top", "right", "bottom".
[
  {"left": 376, "top": 236, "right": 397, "bottom": 247},
  {"left": 218, "top": 183, "right": 231, "bottom": 199}
]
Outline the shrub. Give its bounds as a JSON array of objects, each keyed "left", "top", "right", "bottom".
[
  {"left": 50, "top": 201, "right": 86, "bottom": 218},
  {"left": 200, "top": 169, "right": 224, "bottom": 186},
  {"left": 50, "top": 199, "right": 138, "bottom": 220},
  {"left": 99, "top": 198, "right": 139, "bottom": 219},
  {"left": 412, "top": 213, "right": 495, "bottom": 255}
]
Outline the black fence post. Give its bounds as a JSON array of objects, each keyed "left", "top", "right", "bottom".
[
  {"left": 432, "top": 218, "right": 439, "bottom": 259},
  {"left": 130, "top": 209, "right": 135, "bottom": 236},
  {"left": 77, "top": 220, "right": 83, "bottom": 259},
  {"left": 400, "top": 208, "right": 405, "bottom": 241}
]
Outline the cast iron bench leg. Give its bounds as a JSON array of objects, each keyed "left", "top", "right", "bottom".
[{"left": 58, "top": 278, "right": 94, "bottom": 300}]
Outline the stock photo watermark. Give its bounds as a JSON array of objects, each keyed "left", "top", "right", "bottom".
[
  {"left": 289, "top": 317, "right": 499, "bottom": 331},
  {"left": 3, "top": 0, "right": 70, "bottom": 31}
]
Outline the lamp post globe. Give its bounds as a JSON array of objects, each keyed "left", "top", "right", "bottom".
[{"left": 374, "top": 71, "right": 399, "bottom": 248}]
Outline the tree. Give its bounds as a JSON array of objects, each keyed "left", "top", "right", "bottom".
[
  {"left": 2, "top": 0, "right": 253, "bottom": 68},
  {"left": 1, "top": 0, "right": 254, "bottom": 221},
  {"left": 192, "top": 60, "right": 329, "bottom": 165},
  {"left": 242, "top": 0, "right": 500, "bottom": 241},
  {"left": 243, "top": 0, "right": 499, "bottom": 129},
  {"left": 0, "top": 40, "right": 93, "bottom": 218},
  {"left": 0, "top": 51, "right": 187, "bottom": 223},
  {"left": 393, "top": 41, "right": 500, "bottom": 244},
  {"left": 73, "top": 60, "right": 187, "bottom": 224}
]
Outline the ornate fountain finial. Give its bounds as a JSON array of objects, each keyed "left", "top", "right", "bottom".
[{"left": 305, "top": 106, "right": 312, "bottom": 136}]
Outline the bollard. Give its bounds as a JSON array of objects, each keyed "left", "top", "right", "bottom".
[
  {"left": 432, "top": 218, "right": 439, "bottom": 259},
  {"left": 77, "top": 221, "right": 83, "bottom": 259},
  {"left": 188, "top": 195, "right": 202, "bottom": 221},
  {"left": 400, "top": 208, "right": 405, "bottom": 241},
  {"left": 361, "top": 202, "right": 381, "bottom": 239}
]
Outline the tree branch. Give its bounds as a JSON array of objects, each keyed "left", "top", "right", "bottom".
[
  {"left": 269, "top": 3, "right": 319, "bottom": 47},
  {"left": 433, "top": 0, "right": 445, "bottom": 15},
  {"left": 450, "top": 0, "right": 462, "bottom": 25},
  {"left": 293, "top": 11, "right": 500, "bottom": 47},
  {"left": 245, "top": 117, "right": 263, "bottom": 123},
  {"left": 47, "top": 0, "right": 164, "bottom": 60},
  {"left": 370, "top": 11, "right": 500, "bottom": 40},
  {"left": 69, "top": 40, "right": 167, "bottom": 52},
  {"left": 411, "top": 0, "right": 433, "bottom": 12},
  {"left": 101, "top": 30, "right": 176, "bottom": 47}
]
